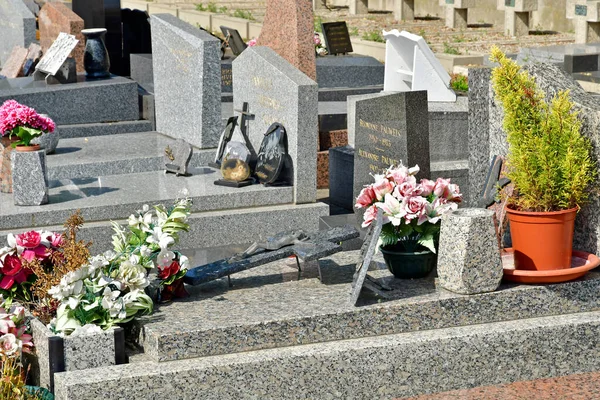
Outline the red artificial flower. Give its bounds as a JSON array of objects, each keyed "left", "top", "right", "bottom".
[
  {"left": 16, "top": 230, "right": 41, "bottom": 248},
  {"left": 0, "top": 254, "right": 31, "bottom": 290},
  {"left": 158, "top": 260, "right": 181, "bottom": 280}
]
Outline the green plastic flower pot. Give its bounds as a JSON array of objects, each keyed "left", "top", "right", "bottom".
[
  {"left": 380, "top": 246, "right": 437, "bottom": 279},
  {"left": 25, "top": 385, "right": 54, "bottom": 400}
]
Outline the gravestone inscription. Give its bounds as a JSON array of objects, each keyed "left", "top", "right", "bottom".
[
  {"left": 233, "top": 46, "right": 318, "bottom": 204},
  {"left": 349, "top": 91, "right": 431, "bottom": 203},
  {"left": 36, "top": 32, "right": 79, "bottom": 76},
  {"left": 321, "top": 22, "right": 353, "bottom": 55}
]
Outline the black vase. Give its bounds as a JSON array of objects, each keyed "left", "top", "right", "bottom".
[
  {"left": 82, "top": 28, "right": 111, "bottom": 78},
  {"left": 380, "top": 245, "right": 437, "bottom": 279}
]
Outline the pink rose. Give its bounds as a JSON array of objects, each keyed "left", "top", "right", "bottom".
[
  {"left": 372, "top": 178, "right": 393, "bottom": 201},
  {"left": 21, "top": 245, "right": 49, "bottom": 262},
  {"left": 419, "top": 179, "right": 435, "bottom": 196},
  {"left": 405, "top": 196, "right": 427, "bottom": 221},
  {"left": 247, "top": 38, "right": 257, "bottom": 47},
  {"left": 397, "top": 175, "right": 418, "bottom": 197},
  {"left": 16, "top": 231, "right": 41, "bottom": 248},
  {"left": 433, "top": 178, "right": 451, "bottom": 197},
  {"left": 361, "top": 205, "right": 378, "bottom": 228},
  {"left": 355, "top": 185, "right": 376, "bottom": 209},
  {"left": 445, "top": 183, "right": 463, "bottom": 203},
  {"left": 49, "top": 232, "right": 63, "bottom": 248},
  {"left": 385, "top": 166, "right": 408, "bottom": 184}
]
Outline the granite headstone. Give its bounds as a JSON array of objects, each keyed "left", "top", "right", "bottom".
[
  {"left": 257, "top": 0, "right": 317, "bottom": 81},
  {"left": 151, "top": 14, "right": 221, "bottom": 149},
  {"left": 72, "top": 0, "right": 124, "bottom": 75},
  {"left": 0, "top": 0, "right": 36, "bottom": 66},
  {"left": 38, "top": 2, "right": 85, "bottom": 72},
  {"left": 36, "top": 32, "right": 79, "bottom": 76},
  {"left": 0, "top": 46, "right": 28, "bottom": 78},
  {"left": 233, "top": 46, "right": 318, "bottom": 204},
  {"left": 349, "top": 91, "right": 431, "bottom": 203},
  {"left": 321, "top": 21, "right": 353, "bottom": 55}
]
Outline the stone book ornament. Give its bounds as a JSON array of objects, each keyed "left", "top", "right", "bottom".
[
  {"left": 164, "top": 139, "right": 193, "bottom": 176},
  {"left": 254, "top": 123, "right": 291, "bottom": 185}
]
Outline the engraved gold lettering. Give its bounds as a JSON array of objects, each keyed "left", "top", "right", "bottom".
[{"left": 359, "top": 119, "right": 401, "bottom": 138}]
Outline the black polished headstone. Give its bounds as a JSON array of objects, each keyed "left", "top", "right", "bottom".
[
  {"left": 220, "top": 26, "right": 248, "bottom": 56},
  {"left": 72, "top": 0, "right": 124, "bottom": 76},
  {"left": 321, "top": 21, "right": 353, "bottom": 55},
  {"left": 255, "top": 123, "right": 287, "bottom": 185},
  {"left": 122, "top": 8, "right": 152, "bottom": 76}
]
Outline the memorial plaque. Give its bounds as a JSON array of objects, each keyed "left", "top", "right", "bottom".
[
  {"left": 350, "top": 212, "right": 383, "bottom": 305},
  {"left": 164, "top": 139, "right": 193, "bottom": 176},
  {"left": 505, "top": 0, "right": 515, "bottom": 7},
  {"left": 221, "top": 60, "right": 233, "bottom": 93},
  {"left": 220, "top": 26, "right": 248, "bottom": 56},
  {"left": 446, "top": 0, "right": 455, "bottom": 4},
  {"left": 350, "top": 91, "right": 431, "bottom": 203},
  {"left": 321, "top": 22, "right": 353, "bottom": 55},
  {"left": 35, "top": 32, "right": 79, "bottom": 76},
  {"left": 255, "top": 123, "right": 288, "bottom": 184},
  {"left": 575, "top": 4, "right": 588, "bottom": 17}
]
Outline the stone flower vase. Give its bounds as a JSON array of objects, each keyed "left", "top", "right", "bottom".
[
  {"left": 82, "top": 28, "right": 111, "bottom": 78},
  {"left": 437, "top": 208, "right": 503, "bottom": 295},
  {"left": 10, "top": 145, "right": 49, "bottom": 206}
]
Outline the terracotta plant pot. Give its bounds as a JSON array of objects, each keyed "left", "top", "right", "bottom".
[
  {"left": 506, "top": 206, "right": 578, "bottom": 271},
  {"left": 15, "top": 144, "right": 41, "bottom": 152}
]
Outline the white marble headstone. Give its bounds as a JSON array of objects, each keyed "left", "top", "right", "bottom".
[
  {"left": 35, "top": 32, "right": 79, "bottom": 76},
  {"left": 383, "top": 29, "right": 456, "bottom": 102}
]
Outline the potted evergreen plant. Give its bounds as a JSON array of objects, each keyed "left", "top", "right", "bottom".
[{"left": 490, "top": 47, "right": 596, "bottom": 271}]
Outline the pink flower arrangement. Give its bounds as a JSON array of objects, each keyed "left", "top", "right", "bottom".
[
  {"left": 0, "top": 100, "right": 55, "bottom": 147},
  {"left": 0, "top": 230, "right": 63, "bottom": 302},
  {"left": 0, "top": 304, "right": 33, "bottom": 357},
  {"left": 247, "top": 38, "right": 257, "bottom": 47},
  {"left": 356, "top": 164, "right": 462, "bottom": 252}
]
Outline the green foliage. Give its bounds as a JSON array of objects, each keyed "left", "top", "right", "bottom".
[
  {"left": 443, "top": 42, "right": 460, "bottom": 55},
  {"left": 314, "top": 15, "right": 323, "bottom": 33},
  {"left": 195, "top": 3, "right": 207, "bottom": 11},
  {"left": 349, "top": 26, "right": 359, "bottom": 36},
  {"left": 218, "top": 5, "right": 228, "bottom": 13},
  {"left": 490, "top": 46, "right": 596, "bottom": 212},
  {"left": 232, "top": 9, "right": 255, "bottom": 20},
  {"left": 362, "top": 30, "right": 385, "bottom": 43},
  {"left": 450, "top": 73, "right": 468, "bottom": 92},
  {"left": 379, "top": 220, "right": 439, "bottom": 253},
  {"left": 206, "top": 2, "right": 217, "bottom": 12}
]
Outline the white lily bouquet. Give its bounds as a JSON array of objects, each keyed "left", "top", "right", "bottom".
[{"left": 48, "top": 199, "right": 192, "bottom": 335}]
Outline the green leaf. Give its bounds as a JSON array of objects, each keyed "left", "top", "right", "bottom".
[
  {"left": 380, "top": 224, "right": 399, "bottom": 247},
  {"left": 418, "top": 233, "right": 436, "bottom": 254}
]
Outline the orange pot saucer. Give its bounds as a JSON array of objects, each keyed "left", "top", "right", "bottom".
[{"left": 502, "top": 248, "right": 600, "bottom": 284}]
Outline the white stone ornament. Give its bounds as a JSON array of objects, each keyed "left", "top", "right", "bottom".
[{"left": 383, "top": 29, "right": 456, "bottom": 102}]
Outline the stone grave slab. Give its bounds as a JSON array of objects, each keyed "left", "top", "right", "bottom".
[
  {"left": 35, "top": 32, "right": 79, "bottom": 77},
  {"left": 500, "top": 0, "right": 538, "bottom": 37},
  {"left": 151, "top": 14, "right": 221, "bottom": 149},
  {"left": 39, "top": 2, "right": 85, "bottom": 72},
  {"left": 257, "top": 0, "right": 316, "bottom": 80},
  {"left": 321, "top": 21, "right": 353, "bottom": 55},
  {"left": 0, "top": 0, "right": 36, "bottom": 66},
  {"left": 349, "top": 90, "right": 431, "bottom": 203},
  {"left": 517, "top": 43, "right": 600, "bottom": 74},
  {"left": 316, "top": 55, "right": 384, "bottom": 89},
  {"left": 233, "top": 46, "right": 318, "bottom": 204},
  {"left": 0, "top": 46, "right": 28, "bottom": 78},
  {"left": 383, "top": 29, "right": 456, "bottom": 102},
  {"left": 72, "top": 0, "right": 124, "bottom": 75}
]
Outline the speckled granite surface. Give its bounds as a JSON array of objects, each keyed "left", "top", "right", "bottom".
[
  {"left": 138, "top": 250, "right": 600, "bottom": 362},
  {"left": 401, "top": 371, "right": 600, "bottom": 399},
  {"left": 54, "top": 310, "right": 600, "bottom": 399}
]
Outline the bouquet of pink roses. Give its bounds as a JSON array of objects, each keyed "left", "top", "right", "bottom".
[
  {"left": 355, "top": 164, "right": 462, "bottom": 253},
  {"left": 0, "top": 230, "right": 63, "bottom": 304},
  {"left": 0, "top": 100, "right": 55, "bottom": 147}
]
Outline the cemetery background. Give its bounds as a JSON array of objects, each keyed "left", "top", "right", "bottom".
[{"left": 3, "top": 0, "right": 600, "bottom": 399}]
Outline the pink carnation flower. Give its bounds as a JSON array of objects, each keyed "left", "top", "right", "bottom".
[{"left": 0, "top": 100, "right": 55, "bottom": 137}]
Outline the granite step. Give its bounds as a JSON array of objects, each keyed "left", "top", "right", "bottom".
[
  {"left": 57, "top": 120, "right": 154, "bottom": 139},
  {"left": 46, "top": 132, "right": 214, "bottom": 180},
  {"left": 53, "top": 309, "right": 600, "bottom": 399},
  {"left": 136, "top": 249, "right": 600, "bottom": 362}
]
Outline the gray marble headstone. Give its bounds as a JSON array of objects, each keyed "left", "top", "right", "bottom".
[
  {"left": 233, "top": 46, "right": 318, "bottom": 204},
  {"left": 349, "top": 91, "right": 431, "bottom": 203},
  {"left": 164, "top": 139, "right": 193, "bottom": 176},
  {"left": 0, "top": 0, "right": 36, "bottom": 66},
  {"left": 151, "top": 14, "right": 221, "bottom": 149},
  {"left": 350, "top": 212, "right": 383, "bottom": 305},
  {"left": 10, "top": 149, "right": 49, "bottom": 206},
  {"left": 35, "top": 32, "right": 79, "bottom": 76}
]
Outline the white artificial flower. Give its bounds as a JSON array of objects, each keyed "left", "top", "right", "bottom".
[
  {"left": 117, "top": 261, "right": 149, "bottom": 292},
  {"left": 101, "top": 287, "right": 123, "bottom": 318},
  {"left": 140, "top": 245, "right": 152, "bottom": 258},
  {"left": 70, "top": 324, "right": 103, "bottom": 336},
  {"left": 6, "top": 234, "right": 16, "bottom": 248},
  {"left": 179, "top": 254, "right": 190, "bottom": 271},
  {"left": 0, "top": 333, "right": 21, "bottom": 356},
  {"left": 146, "top": 226, "right": 174, "bottom": 250},
  {"left": 408, "top": 165, "right": 420, "bottom": 175}
]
